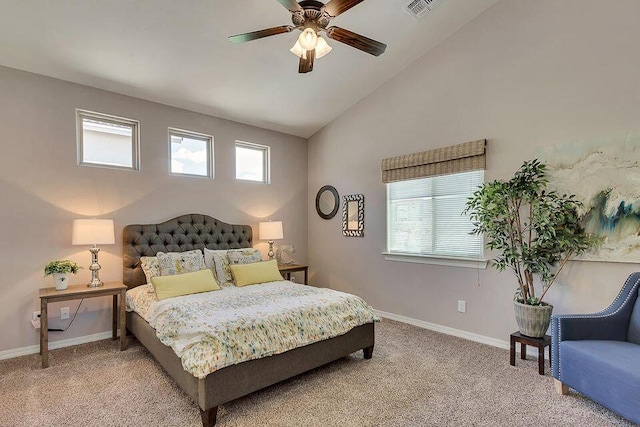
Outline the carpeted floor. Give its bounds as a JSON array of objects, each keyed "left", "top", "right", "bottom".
[{"left": 0, "top": 319, "right": 633, "bottom": 426}]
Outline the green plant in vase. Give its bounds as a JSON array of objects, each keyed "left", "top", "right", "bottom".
[
  {"left": 44, "top": 260, "right": 82, "bottom": 290},
  {"left": 463, "top": 159, "right": 600, "bottom": 337}
]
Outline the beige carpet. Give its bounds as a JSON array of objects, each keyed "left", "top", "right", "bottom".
[{"left": 0, "top": 319, "right": 633, "bottom": 427}]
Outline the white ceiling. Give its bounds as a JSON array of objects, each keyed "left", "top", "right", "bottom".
[{"left": 0, "top": 0, "right": 498, "bottom": 138}]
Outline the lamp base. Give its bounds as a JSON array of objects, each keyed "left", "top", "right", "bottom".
[
  {"left": 87, "top": 245, "right": 104, "bottom": 287},
  {"left": 268, "top": 240, "right": 275, "bottom": 260},
  {"left": 87, "top": 278, "right": 104, "bottom": 288}
]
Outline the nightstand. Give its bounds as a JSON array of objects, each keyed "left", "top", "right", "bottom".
[
  {"left": 278, "top": 264, "right": 308, "bottom": 285},
  {"left": 39, "top": 281, "right": 127, "bottom": 368}
]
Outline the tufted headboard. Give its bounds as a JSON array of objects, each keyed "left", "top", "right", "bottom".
[{"left": 122, "top": 213, "right": 253, "bottom": 288}]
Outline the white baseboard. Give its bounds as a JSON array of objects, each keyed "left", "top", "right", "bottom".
[
  {"left": 2, "top": 312, "right": 543, "bottom": 362},
  {"left": 0, "top": 330, "right": 116, "bottom": 361},
  {"left": 374, "top": 309, "right": 543, "bottom": 358}
]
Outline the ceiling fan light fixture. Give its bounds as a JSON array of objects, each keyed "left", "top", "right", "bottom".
[
  {"left": 315, "top": 36, "right": 332, "bottom": 58},
  {"left": 298, "top": 27, "right": 318, "bottom": 50},
  {"left": 290, "top": 40, "right": 306, "bottom": 58},
  {"left": 291, "top": 37, "right": 332, "bottom": 59}
]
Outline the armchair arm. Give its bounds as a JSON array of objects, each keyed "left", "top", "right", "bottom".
[{"left": 552, "top": 272, "right": 640, "bottom": 378}]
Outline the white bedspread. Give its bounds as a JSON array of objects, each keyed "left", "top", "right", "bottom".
[{"left": 127, "top": 281, "right": 378, "bottom": 378}]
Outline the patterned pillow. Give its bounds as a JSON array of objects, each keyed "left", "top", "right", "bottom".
[
  {"left": 204, "top": 248, "right": 231, "bottom": 287},
  {"left": 156, "top": 250, "right": 205, "bottom": 276},
  {"left": 227, "top": 248, "right": 263, "bottom": 265},
  {"left": 140, "top": 256, "right": 161, "bottom": 285},
  {"left": 205, "top": 248, "right": 261, "bottom": 286},
  {"left": 210, "top": 252, "right": 234, "bottom": 285}
]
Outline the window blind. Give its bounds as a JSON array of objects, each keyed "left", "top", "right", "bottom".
[
  {"left": 387, "top": 170, "right": 484, "bottom": 258},
  {"left": 381, "top": 139, "right": 486, "bottom": 183}
]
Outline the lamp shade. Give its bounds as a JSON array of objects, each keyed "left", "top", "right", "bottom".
[
  {"left": 259, "top": 221, "right": 283, "bottom": 240},
  {"left": 72, "top": 219, "right": 115, "bottom": 245}
]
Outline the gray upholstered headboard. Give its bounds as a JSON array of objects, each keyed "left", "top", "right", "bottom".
[{"left": 122, "top": 213, "right": 253, "bottom": 288}]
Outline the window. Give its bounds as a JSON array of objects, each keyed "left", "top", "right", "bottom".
[
  {"left": 235, "top": 141, "right": 270, "bottom": 183},
  {"left": 386, "top": 170, "right": 484, "bottom": 258},
  {"left": 76, "top": 109, "right": 139, "bottom": 170},
  {"left": 168, "top": 128, "right": 213, "bottom": 178}
]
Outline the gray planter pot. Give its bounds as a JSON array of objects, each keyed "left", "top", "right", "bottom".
[{"left": 513, "top": 299, "right": 553, "bottom": 338}]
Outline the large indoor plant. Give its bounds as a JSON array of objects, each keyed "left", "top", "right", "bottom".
[
  {"left": 464, "top": 159, "right": 599, "bottom": 337},
  {"left": 44, "top": 260, "right": 81, "bottom": 290}
]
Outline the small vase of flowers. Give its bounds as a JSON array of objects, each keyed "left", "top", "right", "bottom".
[{"left": 44, "top": 260, "right": 82, "bottom": 290}]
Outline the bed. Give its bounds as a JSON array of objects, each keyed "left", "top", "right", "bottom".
[{"left": 123, "top": 214, "right": 375, "bottom": 426}]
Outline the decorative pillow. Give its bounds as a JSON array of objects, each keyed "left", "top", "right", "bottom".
[
  {"left": 227, "top": 248, "right": 263, "bottom": 266},
  {"left": 140, "top": 256, "right": 161, "bottom": 285},
  {"left": 156, "top": 249, "right": 205, "bottom": 276},
  {"left": 230, "top": 259, "right": 284, "bottom": 287},
  {"left": 208, "top": 252, "right": 233, "bottom": 286},
  {"left": 206, "top": 248, "right": 260, "bottom": 286},
  {"left": 203, "top": 248, "right": 226, "bottom": 271},
  {"left": 203, "top": 248, "right": 230, "bottom": 284},
  {"left": 151, "top": 269, "right": 220, "bottom": 300}
]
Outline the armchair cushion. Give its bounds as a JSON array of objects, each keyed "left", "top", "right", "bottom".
[{"left": 559, "top": 340, "right": 640, "bottom": 424}]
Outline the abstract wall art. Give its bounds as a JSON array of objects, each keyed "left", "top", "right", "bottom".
[{"left": 540, "top": 133, "right": 640, "bottom": 262}]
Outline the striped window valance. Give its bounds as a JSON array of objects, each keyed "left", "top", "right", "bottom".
[{"left": 381, "top": 139, "right": 487, "bottom": 183}]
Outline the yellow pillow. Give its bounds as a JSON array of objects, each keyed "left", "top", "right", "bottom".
[
  {"left": 151, "top": 269, "right": 220, "bottom": 300},
  {"left": 230, "top": 259, "right": 284, "bottom": 287}
]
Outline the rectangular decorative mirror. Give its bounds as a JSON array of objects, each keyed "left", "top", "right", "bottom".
[{"left": 342, "top": 194, "right": 364, "bottom": 237}]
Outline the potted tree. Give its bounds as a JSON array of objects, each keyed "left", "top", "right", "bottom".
[
  {"left": 464, "top": 159, "right": 599, "bottom": 337},
  {"left": 44, "top": 260, "right": 82, "bottom": 290}
]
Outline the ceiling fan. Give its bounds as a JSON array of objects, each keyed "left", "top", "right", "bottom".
[{"left": 228, "top": 0, "right": 387, "bottom": 74}]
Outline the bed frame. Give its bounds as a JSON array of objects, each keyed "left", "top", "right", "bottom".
[{"left": 123, "top": 214, "right": 375, "bottom": 426}]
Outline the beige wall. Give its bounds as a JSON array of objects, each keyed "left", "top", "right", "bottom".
[
  {"left": 0, "top": 66, "right": 307, "bottom": 353},
  {"left": 308, "top": 0, "right": 640, "bottom": 341}
]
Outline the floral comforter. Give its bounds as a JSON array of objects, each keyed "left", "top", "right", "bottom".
[{"left": 126, "top": 281, "right": 378, "bottom": 379}]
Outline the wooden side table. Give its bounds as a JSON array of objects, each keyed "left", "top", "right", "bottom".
[
  {"left": 278, "top": 264, "right": 308, "bottom": 285},
  {"left": 509, "top": 331, "right": 551, "bottom": 375},
  {"left": 39, "top": 281, "right": 127, "bottom": 368}
]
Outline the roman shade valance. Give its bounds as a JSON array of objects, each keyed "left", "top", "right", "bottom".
[{"left": 381, "top": 139, "right": 487, "bottom": 183}]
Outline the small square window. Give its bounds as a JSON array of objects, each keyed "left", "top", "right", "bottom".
[
  {"left": 235, "top": 141, "right": 270, "bottom": 183},
  {"left": 76, "top": 109, "right": 139, "bottom": 170},
  {"left": 169, "top": 128, "right": 213, "bottom": 178}
]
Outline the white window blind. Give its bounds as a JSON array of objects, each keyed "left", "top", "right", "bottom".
[{"left": 387, "top": 170, "right": 484, "bottom": 258}]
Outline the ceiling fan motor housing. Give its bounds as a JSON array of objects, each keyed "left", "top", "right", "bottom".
[{"left": 293, "top": 1, "right": 331, "bottom": 28}]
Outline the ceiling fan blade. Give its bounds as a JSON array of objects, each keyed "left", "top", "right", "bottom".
[
  {"left": 325, "top": 26, "right": 387, "bottom": 56},
  {"left": 277, "top": 0, "right": 303, "bottom": 12},
  {"left": 322, "top": 0, "right": 365, "bottom": 17},
  {"left": 228, "top": 26, "right": 294, "bottom": 43},
  {"left": 299, "top": 49, "right": 315, "bottom": 73}
]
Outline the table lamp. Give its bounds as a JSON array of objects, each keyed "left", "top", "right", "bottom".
[
  {"left": 259, "top": 221, "right": 283, "bottom": 260},
  {"left": 72, "top": 219, "right": 115, "bottom": 287}
]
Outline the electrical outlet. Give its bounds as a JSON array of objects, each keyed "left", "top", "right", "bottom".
[
  {"left": 61, "top": 307, "right": 70, "bottom": 320},
  {"left": 32, "top": 311, "right": 41, "bottom": 321},
  {"left": 290, "top": 275, "right": 296, "bottom": 283},
  {"left": 31, "top": 318, "right": 40, "bottom": 329},
  {"left": 457, "top": 300, "right": 466, "bottom": 313}
]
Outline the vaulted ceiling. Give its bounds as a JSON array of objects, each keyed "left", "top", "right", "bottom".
[{"left": 0, "top": 0, "right": 498, "bottom": 138}]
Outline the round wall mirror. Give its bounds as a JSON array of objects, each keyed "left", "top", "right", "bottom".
[{"left": 315, "top": 185, "right": 339, "bottom": 219}]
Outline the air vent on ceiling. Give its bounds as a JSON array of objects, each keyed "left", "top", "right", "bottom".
[{"left": 403, "top": 0, "right": 444, "bottom": 19}]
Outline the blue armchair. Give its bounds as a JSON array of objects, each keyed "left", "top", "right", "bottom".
[{"left": 552, "top": 272, "right": 640, "bottom": 424}]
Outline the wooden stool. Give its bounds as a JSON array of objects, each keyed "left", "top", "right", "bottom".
[{"left": 510, "top": 331, "right": 551, "bottom": 375}]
